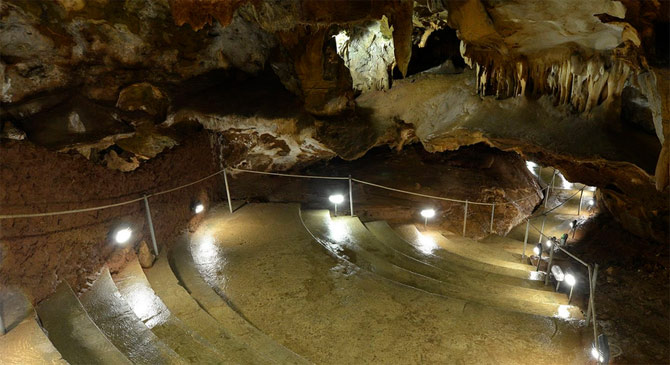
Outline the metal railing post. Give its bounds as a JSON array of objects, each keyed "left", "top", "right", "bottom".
[
  {"left": 538, "top": 215, "right": 547, "bottom": 243},
  {"left": 0, "top": 301, "right": 5, "bottom": 335},
  {"left": 348, "top": 175, "right": 354, "bottom": 217},
  {"left": 489, "top": 204, "right": 495, "bottom": 233},
  {"left": 586, "top": 264, "right": 593, "bottom": 324},
  {"left": 544, "top": 246, "right": 555, "bottom": 285},
  {"left": 591, "top": 264, "right": 600, "bottom": 355},
  {"left": 223, "top": 168, "right": 233, "bottom": 214},
  {"left": 522, "top": 219, "right": 530, "bottom": 261},
  {"left": 143, "top": 195, "right": 159, "bottom": 256},
  {"left": 578, "top": 188, "right": 584, "bottom": 216},
  {"left": 462, "top": 200, "right": 469, "bottom": 237},
  {"left": 544, "top": 168, "right": 557, "bottom": 208}
]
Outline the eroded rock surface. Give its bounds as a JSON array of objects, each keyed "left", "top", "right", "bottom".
[{"left": 1, "top": 0, "right": 667, "bottom": 243}]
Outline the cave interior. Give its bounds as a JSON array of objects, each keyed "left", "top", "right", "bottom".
[{"left": 0, "top": 0, "right": 669, "bottom": 364}]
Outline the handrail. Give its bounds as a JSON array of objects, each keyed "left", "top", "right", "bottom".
[
  {"left": 0, "top": 166, "right": 546, "bottom": 219},
  {"left": 0, "top": 170, "right": 228, "bottom": 219}
]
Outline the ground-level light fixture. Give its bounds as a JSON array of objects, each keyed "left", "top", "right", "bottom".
[
  {"left": 194, "top": 203, "right": 205, "bottom": 214},
  {"left": 565, "top": 273, "right": 576, "bottom": 303},
  {"left": 420, "top": 209, "right": 436, "bottom": 229},
  {"left": 329, "top": 194, "right": 345, "bottom": 216},
  {"left": 587, "top": 199, "right": 595, "bottom": 207},
  {"left": 114, "top": 227, "right": 132, "bottom": 245},
  {"left": 551, "top": 265, "right": 565, "bottom": 291}
]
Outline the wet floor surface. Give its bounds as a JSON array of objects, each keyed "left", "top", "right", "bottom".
[
  {"left": 144, "top": 250, "right": 275, "bottom": 364},
  {"left": 114, "top": 258, "right": 227, "bottom": 363},
  {"left": 0, "top": 314, "right": 66, "bottom": 364},
  {"left": 190, "top": 203, "right": 589, "bottom": 364},
  {"left": 35, "top": 282, "right": 131, "bottom": 365},
  {"left": 79, "top": 268, "right": 184, "bottom": 364}
]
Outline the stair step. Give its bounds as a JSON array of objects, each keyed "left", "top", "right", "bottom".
[
  {"left": 365, "top": 221, "right": 555, "bottom": 293},
  {"left": 0, "top": 312, "right": 67, "bottom": 364},
  {"left": 36, "top": 281, "right": 131, "bottom": 365},
  {"left": 79, "top": 268, "right": 184, "bottom": 364},
  {"left": 114, "top": 257, "right": 228, "bottom": 363},
  {"left": 302, "top": 210, "right": 581, "bottom": 319},
  {"left": 170, "top": 238, "right": 310, "bottom": 364},
  {"left": 395, "top": 224, "right": 537, "bottom": 279},
  {"left": 145, "top": 250, "right": 271, "bottom": 364}
]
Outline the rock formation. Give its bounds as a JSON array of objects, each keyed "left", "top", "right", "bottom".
[{"left": 1, "top": 0, "right": 668, "bottom": 243}]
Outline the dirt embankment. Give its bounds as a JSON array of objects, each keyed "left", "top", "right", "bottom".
[{"left": 0, "top": 131, "right": 224, "bottom": 305}]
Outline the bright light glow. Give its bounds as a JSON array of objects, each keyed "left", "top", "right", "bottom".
[
  {"left": 551, "top": 265, "right": 565, "bottom": 281},
  {"left": 533, "top": 246, "right": 540, "bottom": 256},
  {"left": 124, "top": 282, "right": 169, "bottom": 328},
  {"left": 420, "top": 209, "right": 436, "bottom": 218},
  {"left": 329, "top": 194, "right": 344, "bottom": 204},
  {"left": 569, "top": 221, "right": 574, "bottom": 228},
  {"left": 588, "top": 199, "right": 595, "bottom": 206},
  {"left": 194, "top": 203, "right": 205, "bottom": 214},
  {"left": 328, "top": 220, "right": 348, "bottom": 242},
  {"left": 416, "top": 233, "right": 437, "bottom": 254},
  {"left": 558, "top": 173, "right": 573, "bottom": 189},
  {"left": 193, "top": 234, "right": 217, "bottom": 260},
  {"left": 334, "top": 31, "right": 350, "bottom": 54},
  {"left": 115, "top": 227, "right": 132, "bottom": 244},
  {"left": 526, "top": 161, "right": 538, "bottom": 175},
  {"left": 545, "top": 239, "right": 553, "bottom": 248},
  {"left": 557, "top": 305, "right": 571, "bottom": 319},
  {"left": 565, "top": 273, "right": 576, "bottom": 286},
  {"left": 591, "top": 347, "right": 603, "bottom": 362},
  {"left": 587, "top": 186, "right": 597, "bottom": 192}
]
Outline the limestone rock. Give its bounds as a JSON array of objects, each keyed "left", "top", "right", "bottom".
[
  {"left": 116, "top": 83, "right": 169, "bottom": 117},
  {"left": 137, "top": 241, "right": 156, "bottom": 269},
  {"left": 103, "top": 150, "right": 140, "bottom": 172},
  {"left": 335, "top": 17, "right": 396, "bottom": 92},
  {"left": 1, "top": 121, "right": 26, "bottom": 141}
]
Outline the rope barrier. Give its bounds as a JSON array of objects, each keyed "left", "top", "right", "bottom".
[
  {"left": 0, "top": 166, "right": 565, "bottom": 219},
  {"left": 0, "top": 169, "right": 227, "bottom": 219},
  {"left": 229, "top": 167, "right": 349, "bottom": 180},
  {"left": 351, "top": 178, "right": 490, "bottom": 205}
]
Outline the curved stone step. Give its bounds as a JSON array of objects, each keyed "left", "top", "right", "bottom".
[
  {"left": 167, "top": 237, "right": 309, "bottom": 364},
  {"left": 0, "top": 311, "right": 67, "bottom": 364},
  {"left": 114, "top": 258, "right": 228, "bottom": 363},
  {"left": 438, "top": 233, "right": 522, "bottom": 263},
  {"left": 438, "top": 231, "right": 538, "bottom": 270},
  {"left": 302, "top": 210, "right": 581, "bottom": 319},
  {"left": 352, "top": 218, "right": 566, "bottom": 305},
  {"left": 35, "top": 282, "right": 131, "bottom": 365},
  {"left": 395, "top": 224, "right": 538, "bottom": 279},
  {"left": 79, "top": 268, "right": 184, "bottom": 364},
  {"left": 365, "top": 221, "right": 555, "bottom": 293},
  {"left": 188, "top": 202, "right": 586, "bottom": 364},
  {"left": 144, "top": 250, "right": 271, "bottom": 364},
  {"left": 478, "top": 234, "right": 528, "bottom": 256}
]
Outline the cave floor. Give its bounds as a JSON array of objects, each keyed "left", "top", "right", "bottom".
[{"left": 188, "top": 202, "right": 589, "bottom": 364}]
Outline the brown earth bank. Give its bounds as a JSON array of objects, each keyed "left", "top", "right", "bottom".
[
  {"left": 563, "top": 213, "right": 670, "bottom": 364},
  {"left": 225, "top": 143, "right": 542, "bottom": 237},
  {"left": 0, "top": 130, "right": 225, "bottom": 309}
]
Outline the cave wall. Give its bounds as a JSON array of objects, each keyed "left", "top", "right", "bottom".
[{"left": 0, "top": 131, "right": 223, "bottom": 304}]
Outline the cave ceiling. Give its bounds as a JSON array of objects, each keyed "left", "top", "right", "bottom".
[{"left": 0, "top": 0, "right": 668, "bottom": 194}]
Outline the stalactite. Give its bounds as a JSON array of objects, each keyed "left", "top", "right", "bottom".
[{"left": 469, "top": 53, "right": 637, "bottom": 114}]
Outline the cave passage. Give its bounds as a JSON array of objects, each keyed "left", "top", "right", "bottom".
[{"left": 1, "top": 1, "right": 669, "bottom": 364}]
